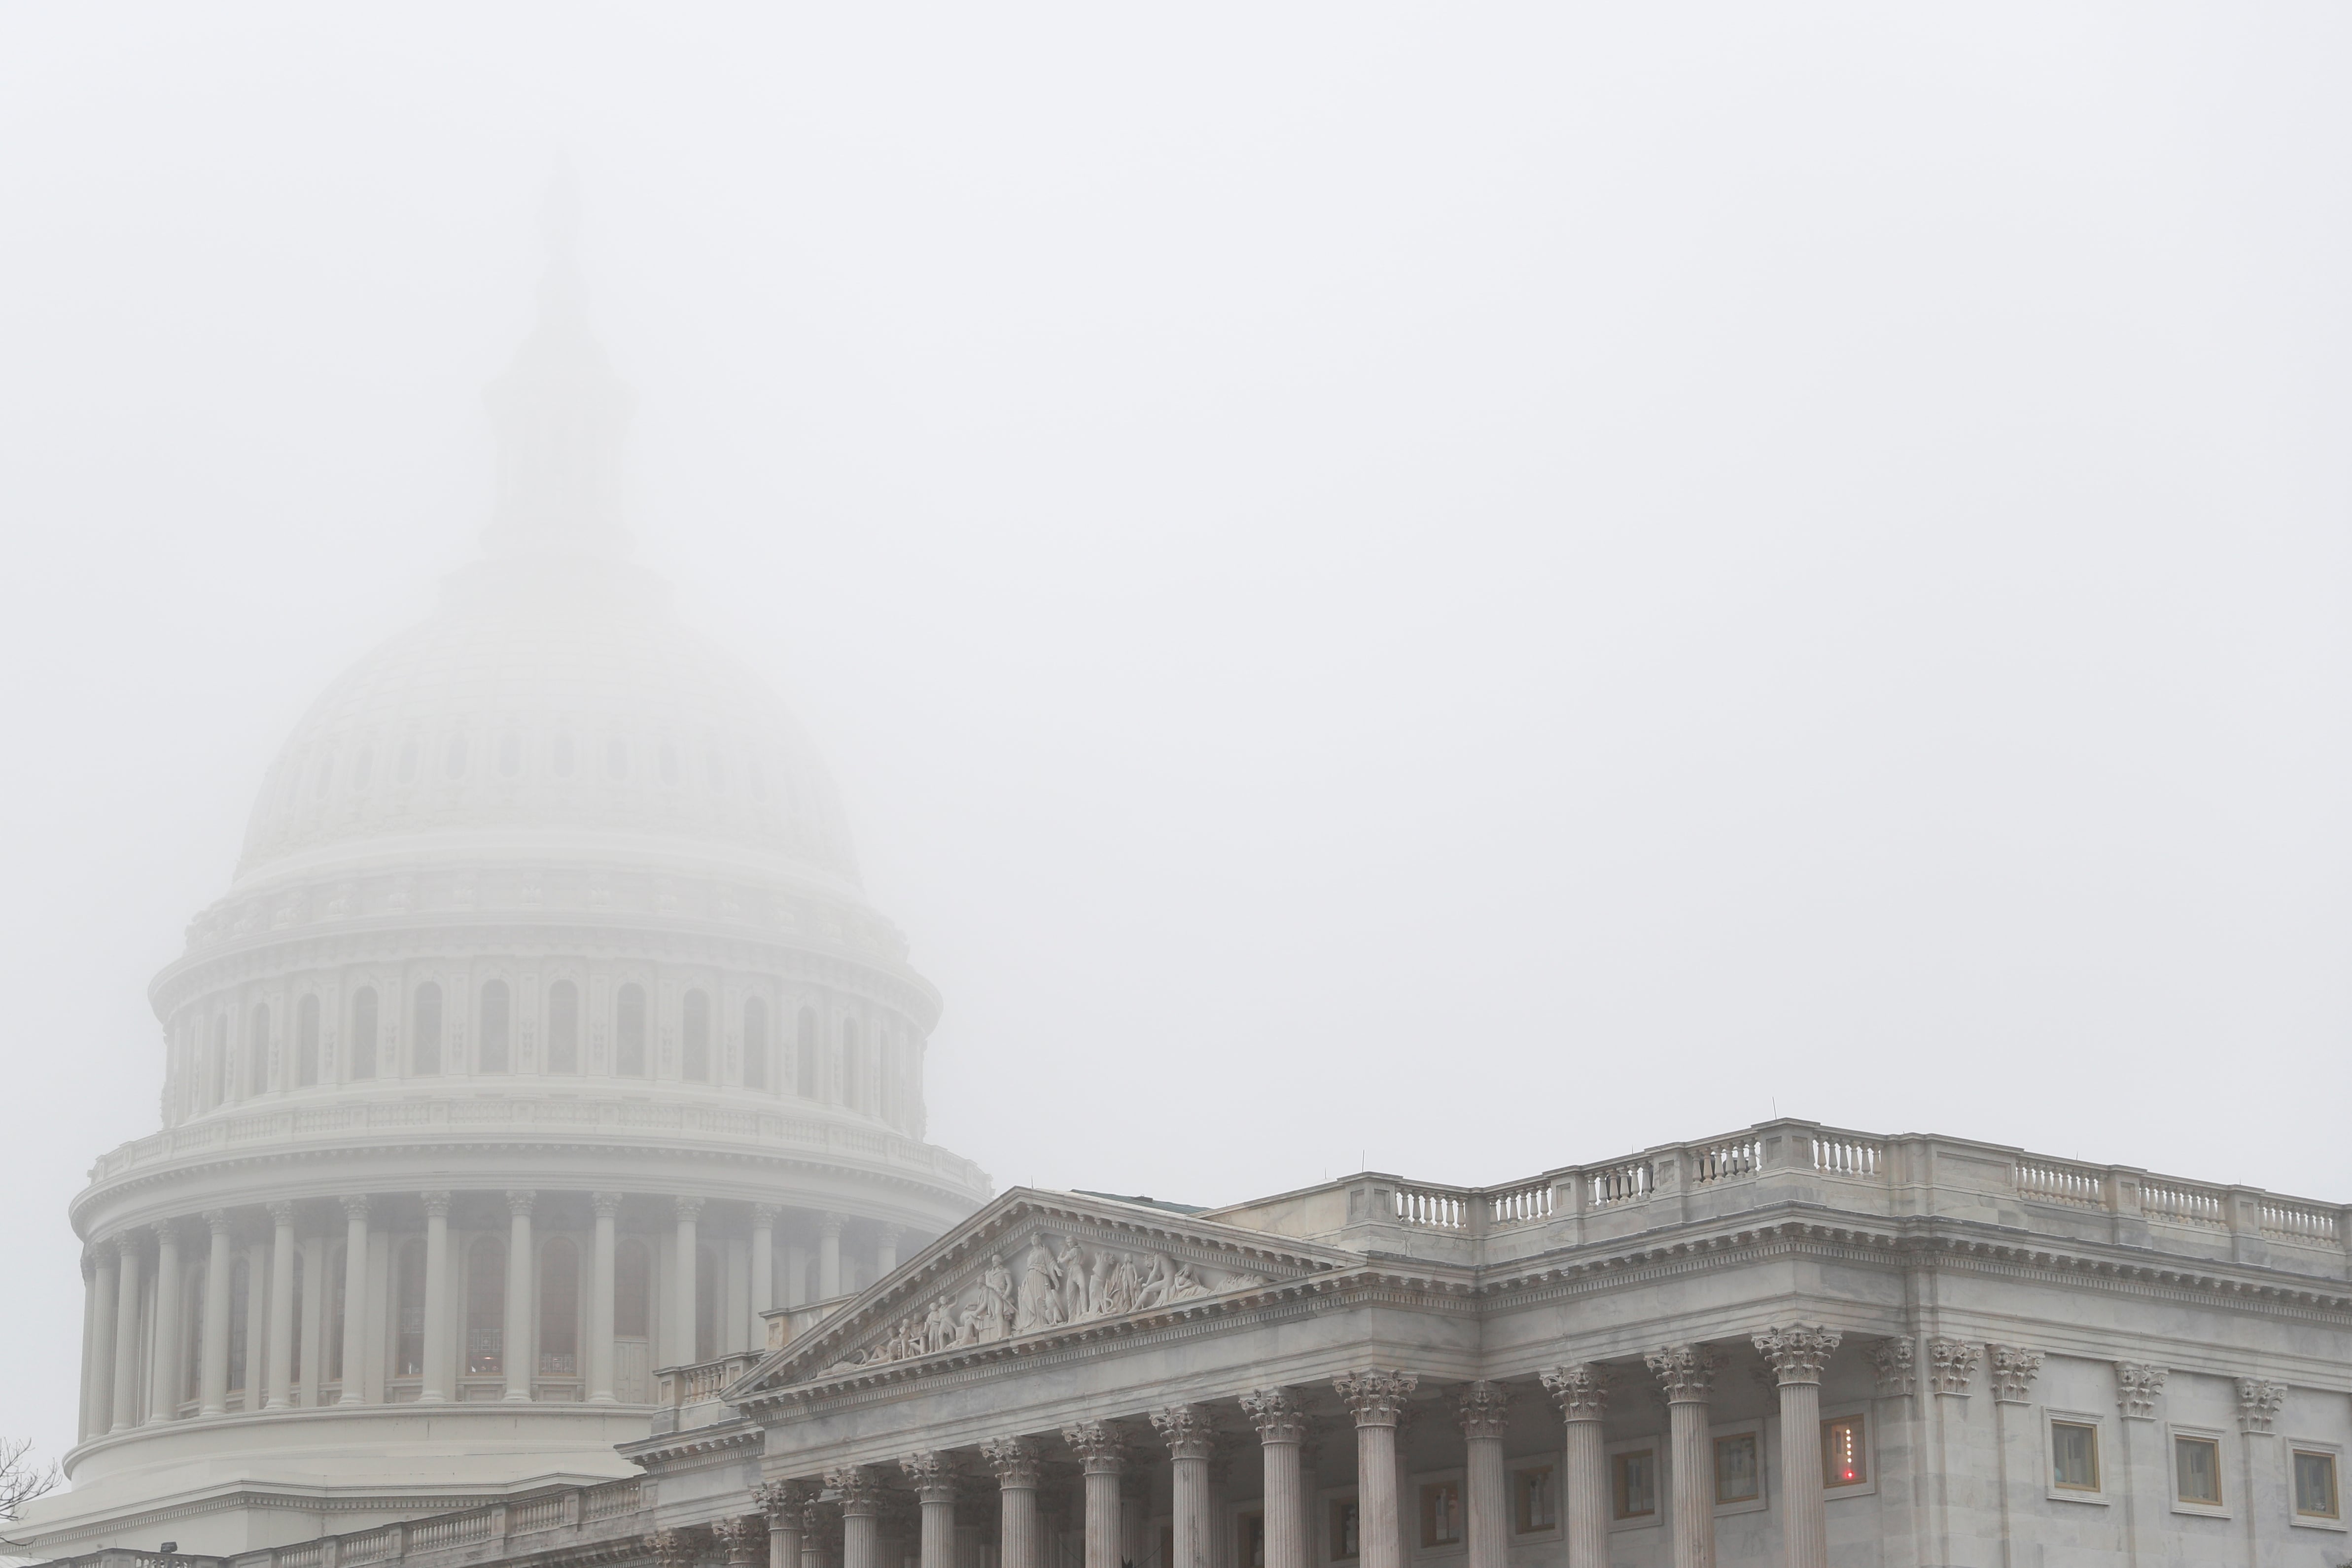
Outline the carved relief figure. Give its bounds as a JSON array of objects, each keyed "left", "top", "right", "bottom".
[
  {"left": 1016, "top": 1236, "right": 1063, "bottom": 1333},
  {"left": 980, "top": 1254, "right": 1016, "bottom": 1341},
  {"left": 1057, "top": 1238, "right": 1090, "bottom": 1321},
  {"left": 1087, "top": 1248, "right": 1115, "bottom": 1316},
  {"left": 922, "top": 1296, "right": 953, "bottom": 1354}
]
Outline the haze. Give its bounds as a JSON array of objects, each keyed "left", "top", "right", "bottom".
[{"left": 3, "top": 4, "right": 2348, "bottom": 1478}]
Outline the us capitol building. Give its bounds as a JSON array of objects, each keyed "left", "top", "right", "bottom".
[{"left": 21, "top": 256, "right": 2352, "bottom": 1568}]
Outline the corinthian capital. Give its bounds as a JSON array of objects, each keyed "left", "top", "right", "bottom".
[
  {"left": 901, "top": 1451, "right": 955, "bottom": 1502},
  {"left": 711, "top": 1518, "right": 761, "bottom": 1568},
  {"left": 1455, "top": 1381, "right": 1510, "bottom": 1440},
  {"left": 1151, "top": 1404, "right": 1216, "bottom": 1461},
  {"left": 2114, "top": 1361, "right": 2166, "bottom": 1420},
  {"left": 1752, "top": 1324, "right": 1841, "bottom": 1386},
  {"left": 2236, "top": 1378, "right": 2286, "bottom": 1435},
  {"left": 1987, "top": 1345, "right": 2043, "bottom": 1404},
  {"left": 826, "top": 1464, "right": 882, "bottom": 1516},
  {"left": 754, "top": 1479, "right": 812, "bottom": 1521},
  {"left": 1333, "top": 1369, "right": 1417, "bottom": 1428},
  {"left": 1928, "top": 1338, "right": 1981, "bottom": 1397},
  {"left": 1061, "top": 1420, "right": 1128, "bottom": 1474},
  {"left": 982, "top": 1435, "right": 1042, "bottom": 1488},
  {"left": 1240, "top": 1387, "right": 1310, "bottom": 1444},
  {"left": 1869, "top": 1339, "right": 1916, "bottom": 1399},
  {"left": 1539, "top": 1364, "right": 1607, "bottom": 1421},
  {"left": 1645, "top": 1344, "right": 1719, "bottom": 1403}
]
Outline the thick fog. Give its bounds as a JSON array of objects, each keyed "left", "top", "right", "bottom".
[{"left": 4, "top": 5, "right": 2350, "bottom": 1475}]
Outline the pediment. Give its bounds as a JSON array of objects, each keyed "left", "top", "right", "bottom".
[{"left": 732, "top": 1189, "right": 1353, "bottom": 1398}]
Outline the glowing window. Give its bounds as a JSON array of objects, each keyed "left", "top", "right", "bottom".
[
  {"left": 2052, "top": 1421, "right": 2100, "bottom": 1492},
  {"left": 539, "top": 1238, "right": 579, "bottom": 1376},
  {"left": 2175, "top": 1435, "right": 2221, "bottom": 1506},
  {"left": 1613, "top": 1448, "right": 1656, "bottom": 1520},
  {"left": 1823, "top": 1414, "right": 1867, "bottom": 1488}
]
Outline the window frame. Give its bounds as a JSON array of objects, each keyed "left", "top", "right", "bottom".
[
  {"left": 2164, "top": 1424, "right": 2229, "bottom": 1519},
  {"left": 1820, "top": 1403, "right": 1878, "bottom": 1500},
  {"left": 1407, "top": 1466, "right": 1467, "bottom": 1560},
  {"left": 1709, "top": 1416, "right": 1768, "bottom": 1516},
  {"left": 1316, "top": 1486, "right": 1361, "bottom": 1565},
  {"left": 2044, "top": 1410, "right": 2110, "bottom": 1505},
  {"left": 2288, "top": 1440, "right": 2347, "bottom": 1532},
  {"left": 1505, "top": 1452, "right": 1564, "bottom": 1543},
  {"left": 1605, "top": 1434, "right": 1665, "bottom": 1533}
]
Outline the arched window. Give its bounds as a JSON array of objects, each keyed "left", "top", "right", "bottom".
[
  {"left": 839, "top": 1017, "right": 860, "bottom": 1110},
  {"left": 444, "top": 732, "right": 469, "bottom": 779},
  {"left": 546, "top": 981, "right": 579, "bottom": 1074},
  {"left": 394, "top": 1242, "right": 425, "bottom": 1378},
  {"left": 412, "top": 982, "right": 443, "bottom": 1075},
  {"left": 212, "top": 1014, "right": 229, "bottom": 1106},
  {"left": 325, "top": 1245, "right": 346, "bottom": 1386},
  {"left": 465, "top": 1236, "right": 505, "bottom": 1377},
  {"left": 605, "top": 737, "right": 629, "bottom": 780},
  {"left": 681, "top": 990, "right": 710, "bottom": 1082},
  {"left": 795, "top": 1007, "right": 817, "bottom": 1098},
  {"left": 247, "top": 1004, "right": 272, "bottom": 1095},
  {"left": 552, "top": 733, "right": 576, "bottom": 777},
  {"left": 228, "top": 1258, "right": 252, "bottom": 1394},
  {"left": 742, "top": 997, "right": 769, "bottom": 1092},
  {"left": 498, "top": 730, "right": 522, "bottom": 777},
  {"left": 396, "top": 739, "right": 420, "bottom": 784},
  {"left": 350, "top": 988, "right": 378, "bottom": 1080},
  {"left": 296, "top": 995, "right": 320, "bottom": 1087},
  {"left": 614, "top": 1239, "right": 651, "bottom": 1339},
  {"left": 695, "top": 1243, "right": 720, "bottom": 1363},
  {"left": 479, "top": 980, "right": 511, "bottom": 1073},
  {"left": 615, "top": 984, "right": 647, "bottom": 1077},
  {"left": 539, "top": 1238, "right": 579, "bottom": 1377}
]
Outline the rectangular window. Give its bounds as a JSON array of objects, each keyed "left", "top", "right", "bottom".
[
  {"left": 1419, "top": 1481, "right": 1462, "bottom": 1549},
  {"left": 1715, "top": 1432, "right": 1761, "bottom": 1503},
  {"left": 1238, "top": 1511, "right": 1264, "bottom": 1568},
  {"left": 1327, "top": 1498, "right": 1359, "bottom": 1563},
  {"left": 2294, "top": 1450, "right": 2341, "bottom": 1521},
  {"left": 1512, "top": 1464, "right": 1557, "bottom": 1535},
  {"left": 2052, "top": 1421, "right": 2101, "bottom": 1492},
  {"left": 2174, "top": 1436, "right": 2222, "bottom": 1507},
  {"left": 1613, "top": 1449, "right": 1657, "bottom": 1521},
  {"left": 1823, "top": 1414, "right": 1868, "bottom": 1488}
]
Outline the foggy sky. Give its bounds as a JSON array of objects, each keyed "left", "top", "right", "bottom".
[{"left": 5, "top": 4, "right": 2351, "bottom": 1476}]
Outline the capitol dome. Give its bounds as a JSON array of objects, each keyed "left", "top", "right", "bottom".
[{"left": 28, "top": 220, "right": 991, "bottom": 1561}]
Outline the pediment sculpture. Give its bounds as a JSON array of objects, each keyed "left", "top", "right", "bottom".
[{"left": 817, "top": 1230, "right": 1264, "bottom": 1376}]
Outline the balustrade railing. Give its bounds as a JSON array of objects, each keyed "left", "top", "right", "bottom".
[
  {"left": 2141, "top": 1182, "right": 2226, "bottom": 1227},
  {"left": 2260, "top": 1202, "right": 2340, "bottom": 1245},
  {"left": 2015, "top": 1160, "right": 2105, "bottom": 1208},
  {"left": 1392, "top": 1185, "right": 1469, "bottom": 1230},
  {"left": 1688, "top": 1139, "right": 1759, "bottom": 1184},
  {"left": 1588, "top": 1160, "right": 1651, "bottom": 1207},
  {"left": 1487, "top": 1181, "right": 1553, "bottom": 1227},
  {"left": 1810, "top": 1135, "right": 1881, "bottom": 1178}
]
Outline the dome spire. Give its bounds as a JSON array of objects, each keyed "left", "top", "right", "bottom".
[{"left": 480, "top": 162, "right": 635, "bottom": 559}]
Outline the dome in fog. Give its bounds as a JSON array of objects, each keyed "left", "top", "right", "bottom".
[{"left": 235, "top": 554, "right": 862, "bottom": 890}]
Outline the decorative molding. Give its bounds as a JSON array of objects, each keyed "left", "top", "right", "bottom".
[
  {"left": 2235, "top": 1378, "right": 2286, "bottom": 1435},
  {"left": 1645, "top": 1344, "right": 1719, "bottom": 1402},
  {"left": 754, "top": 1480, "right": 811, "bottom": 1521},
  {"left": 712, "top": 1517, "right": 761, "bottom": 1568},
  {"left": 901, "top": 1451, "right": 955, "bottom": 1503},
  {"left": 1061, "top": 1420, "right": 1128, "bottom": 1474},
  {"left": 1869, "top": 1339, "right": 1916, "bottom": 1399},
  {"left": 1334, "top": 1369, "right": 1417, "bottom": 1427},
  {"left": 506, "top": 1189, "right": 537, "bottom": 1217},
  {"left": 2113, "top": 1361, "right": 2166, "bottom": 1420},
  {"left": 1753, "top": 1324, "right": 1841, "bottom": 1386},
  {"left": 981, "top": 1435, "right": 1042, "bottom": 1488},
  {"left": 1929, "top": 1338, "right": 1981, "bottom": 1397},
  {"left": 1540, "top": 1364, "right": 1607, "bottom": 1421},
  {"left": 1987, "top": 1345, "right": 2043, "bottom": 1403},
  {"left": 826, "top": 1464, "right": 882, "bottom": 1517}
]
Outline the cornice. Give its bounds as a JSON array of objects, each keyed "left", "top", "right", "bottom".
[{"left": 622, "top": 1422, "right": 763, "bottom": 1468}]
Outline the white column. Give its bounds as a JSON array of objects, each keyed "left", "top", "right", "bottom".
[
  {"left": 784, "top": 1239, "right": 810, "bottom": 1308},
  {"left": 338, "top": 1197, "right": 369, "bottom": 1404},
  {"left": 1755, "top": 1327, "right": 1840, "bottom": 1568},
  {"left": 1063, "top": 1422, "right": 1125, "bottom": 1568},
  {"left": 906, "top": 1452, "right": 956, "bottom": 1568},
  {"left": 1154, "top": 1407, "right": 1214, "bottom": 1568},
  {"left": 1336, "top": 1371, "right": 1417, "bottom": 1568},
  {"left": 672, "top": 1197, "right": 702, "bottom": 1364},
  {"left": 200, "top": 1211, "right": 233, "bottom": 1415},
  {"left": 264, "top": 1202, "right": 297, "bottom": 1408},
  {"left": 817, "top": 1213, "right": 844, "bottom": 1300},
  {"left": 1540, "top": 1366, "right": 1609, "bottom": 1568},
  {"left": 985, "top": 1437, "right": 1043, "bottom": 1568},
  {"left": 588, "top": 1192, "right": 620, "bottom": 1402},
  {"left": 503, "top": 1191, "right": 536, "bottom": 1400},
  {"left": 297, "top": 1234, "right": 326, "bottom": 1405},
  {"left": 832, "top": 1466, "right": 881, "bottom": 1568},
  {"left": 147, "top": 1222, "right": 184, "bottom": 1422},
  {"left": 419, "top": 1190, "right": 453, "bottom": 1402},
  {"left": 1458, "top": 1383, "right": 1509, "bottom": 1568},
  {"left": 80, "top": 1249, "right": 110, "bottom": 1439},
  {"left": 241, "top": 1240, "right": 268, "bottom": 1407},
  {"left": 1245, "top": 1389, "right": 1309, "bottom": 1568},
  {"left": 875, "top": 1223, "right": 902, "bottom": 1278},
  {"left": 750, "top": 1204, "right": 778, "bottom": 1346},
  {"left": 756, "top": 1481, "right": 807, "bottom": 1568},
  {"left": 110, "top": 1233, "right": 144, "bottom": 1431},
  {"left": 1648, "top": 1346, "right": 1716, "bottom": 1568}
]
